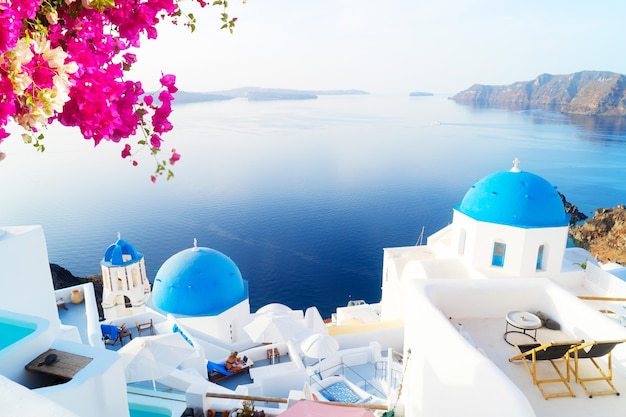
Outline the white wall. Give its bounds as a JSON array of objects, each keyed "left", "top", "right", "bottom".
[
  {"left": 0, "top": 226, "right": 61, "bottom": 331},
  {"left": 0, "top": 310, "right": 53, "bottom": 384},
  {"left": 178, "top": 301, "right": 250, "bottom": 344},
  {"left": 451, "top": 211, "right": 568, "bottom": 277}
]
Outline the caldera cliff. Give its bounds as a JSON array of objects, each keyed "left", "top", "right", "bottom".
[
  {"left": 569, "top": 205, "right": 626, "bottom": 264},
  {"left": 451, "top": 71, "right": 626, "bottom": 116}
]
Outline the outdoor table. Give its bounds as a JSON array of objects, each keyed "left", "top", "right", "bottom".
[{"left": 504, "top": 311, "right": 542, "bottom": 346}]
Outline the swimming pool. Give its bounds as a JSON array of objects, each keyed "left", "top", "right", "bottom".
[
  {"left": 0, "top": 316, "right": 36, "bottom": 351},
  {"left": 321, "top": 381, "right": 362, "bottom": 403},
  {"left": 129, "top": 403, "right": 173, "bottom": 417}
]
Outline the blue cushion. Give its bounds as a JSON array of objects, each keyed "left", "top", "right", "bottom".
[
  {"left": 207, "top": 361, "right": 232, "bottom": 376},
  {"left": 320, "top": 390, "right": 335, "bottom": 401},
  {"left": 101, "top": 324, "right": 119, "bottom": 339}
]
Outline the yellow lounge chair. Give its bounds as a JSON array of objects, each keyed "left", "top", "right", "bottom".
[
  {"left": 509, "top": 340, "right": 582, "bottom": 399},
  {"left": 568, "top": 339, "right": 626, "bottom": 398}
]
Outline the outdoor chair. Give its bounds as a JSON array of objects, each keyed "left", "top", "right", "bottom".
[
  {"left": 568, "top": 339, "right": 626, "bottom": 397},
  {"left": 206, "top": 360, "right": 252, "bottom": 383},
  {"left": 509, "top": 340, "right": 582, "bottom": 399},
  {"left": 135, "top": 319, "right": 154, "bottom": 336}
]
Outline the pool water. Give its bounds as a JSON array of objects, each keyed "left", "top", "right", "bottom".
[
  {"left": 0, "top": 318, "right": 36, "bottom": 350},
  {"left": 321, "top": 381, "right": 361, "bottom": 403},
  {"left": 128, "top": 403, "right": 172, "bottom": 417}
]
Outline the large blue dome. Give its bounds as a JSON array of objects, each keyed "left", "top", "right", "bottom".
[
  {"left": 151, "top": 246, "right": 248, "bottom": 316},
  {"left": 102, "top": 238, "right": 143, "bottom": 267},
  {"left": 456, "top": 165, "right": 570, "bottom": 228}
]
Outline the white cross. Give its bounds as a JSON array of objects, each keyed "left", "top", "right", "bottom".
[{"left": 511, "top": 157, "right": 521, "bottom": 172}]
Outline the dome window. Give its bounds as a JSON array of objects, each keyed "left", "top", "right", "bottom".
[
  {"left": 536, "top": 244, "right": 545, "bottom": 271},
  {"left": 492, "top": 241, "right": 506, "bottom": 267}
]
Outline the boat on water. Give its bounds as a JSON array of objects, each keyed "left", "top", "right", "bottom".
[{"left": 2, "top": 158, "right": 626, "bottom": 416}]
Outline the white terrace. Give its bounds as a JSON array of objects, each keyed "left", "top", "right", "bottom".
[{"left": 401, "top": 277, "right": 626, "bottom": 417}]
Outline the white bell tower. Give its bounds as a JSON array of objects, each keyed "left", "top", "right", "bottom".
[{"left": 100, "top": 233, "right": 151, "bottom": 320}]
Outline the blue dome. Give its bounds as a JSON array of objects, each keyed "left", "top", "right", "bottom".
[
  {"left": 102, "top": 238, "right": 143, "bottom": 267},
  {"left": 456, "top": 167, "right": 570, "bottom": 228},
  {"left": 151, "top": 247, "right": 248, "bottom": 316}
]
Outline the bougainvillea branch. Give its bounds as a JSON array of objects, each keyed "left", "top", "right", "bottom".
[{"left": 0, "top": 0, "right": 240, "bottom": 181}]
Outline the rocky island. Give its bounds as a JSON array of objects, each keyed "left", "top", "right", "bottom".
[
  {"left": 451, "top": 71, "right": 626, "bottom": 116},
  {"left": 173, "top": 87, "right": 369, "bottom": 104}
]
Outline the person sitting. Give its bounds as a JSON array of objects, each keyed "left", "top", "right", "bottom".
[{"left": 225, "top": 351, "right": 244, "bottom": 371}]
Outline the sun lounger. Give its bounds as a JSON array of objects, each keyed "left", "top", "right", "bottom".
[
  {"left": 568, "top": 339, "right": 626, "bottom": 397},
  {"left": 509, "top": 340, "right": 582, "bottom": 399},
  {"left": 206, "top": 360, "right": 252, "bottom": 383}
]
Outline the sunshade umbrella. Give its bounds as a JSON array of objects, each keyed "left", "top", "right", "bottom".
[
  {"left": 277, "top": 400, "right": 375, "bottom": 417},
  {"left": 244, "top": 312, "right": 309, "bottom": 344},
  {"left": 117, "top": 332, "right": 196, "bottom": 390},
  {"left": 300, "top": 333, "right": 339, "bottom": 364}
]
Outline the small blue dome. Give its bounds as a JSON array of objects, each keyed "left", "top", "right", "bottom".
[
  {"left": 151, "top": 247, "right": 248, "bottom": 316},
  {"left": 102, "top": 238, "right": 143, "bottom": 267},
  {"left": 456, "top": 166, "right": 570, "bottom": 228}
]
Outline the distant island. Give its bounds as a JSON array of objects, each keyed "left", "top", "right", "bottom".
[
  {"left": 409, "top": 92, "right": 434, "bottom": 97},
  {"left": 450, "top": 71, "right": 626, "bottom": 117},
  {"left": 173, "top": 87, "right": 369, "bottom": 104}
]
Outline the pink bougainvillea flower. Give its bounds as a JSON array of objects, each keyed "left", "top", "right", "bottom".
[
  {"left": 121, "top": 143, "right": 132, "bottom": 158},
  {"left": 169, "top": 148, "right": 180, "bottom": 165},
  {"left": 149, "top": 134, "right": 162, "bottom": 148},
  {"left": 123, "top": 53, "right": 137, "bottom": 65},
  {"left": 159, "top": 73, "right": 177, "bottom": 93},
  {"left": 0, "top": 0, "right": 241, "bottom": 182}
]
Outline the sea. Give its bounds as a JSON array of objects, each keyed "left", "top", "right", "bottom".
[{"left": 1, "top": 94, "right": 626, "bottom": 319}]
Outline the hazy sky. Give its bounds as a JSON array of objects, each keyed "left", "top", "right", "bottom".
[{"left": 132, "top": 0, "right": 624, "bottom": 95}]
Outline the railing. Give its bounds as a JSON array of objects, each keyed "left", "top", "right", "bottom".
[
  {"left": 310, "top": 361, "right": 387, "bottom": 400},
  {"left": 204, "top": 392, "right": 389, "bottom": 411},
  {"left": 578, "top": 296, "right": 626, "bottom": 324}
]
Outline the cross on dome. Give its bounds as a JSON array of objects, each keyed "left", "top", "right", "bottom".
[
  {"left": 193, "top": 238, "right": 198, "bottom": 251},
  {"left": 510, "top": 157, "right": 521, "bottom": 172}
]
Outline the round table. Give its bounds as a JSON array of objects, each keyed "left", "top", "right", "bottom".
[{"left": 504, "top": 311, "right": 542, "bottom": 346}]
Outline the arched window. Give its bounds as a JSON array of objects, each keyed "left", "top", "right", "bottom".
[
  {"left": 492, "top": 241, "right": 506, "bottom": 267},
  {"left": 124, "top": 296, "right": 132, "bottom": 308},
  {"left": 536, "top": 245, "right": 545, "bottom": 271},
  {"left": 458, "top": 229, "right": 467, "bottom": 255}
]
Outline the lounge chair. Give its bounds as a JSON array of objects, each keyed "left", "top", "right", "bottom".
[
  {"left": 206, "top": 360, "right": 252, "bottom": 383},
  {"left": 101, "top": 323, "right": 132, "bottom": 346},
  {"left": 509, "top": 340, "right": 582, "bottom": 399},
  {"left": 568, "top": 339, "right": 626, "bottom": 397}
]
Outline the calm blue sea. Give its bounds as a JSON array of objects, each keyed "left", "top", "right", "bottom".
[{"left": 1, "top": 94, "right": 626, "bottom": 318}]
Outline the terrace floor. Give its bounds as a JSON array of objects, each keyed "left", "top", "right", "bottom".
[{"left": 457, "top": 317, "right": 626, "bottom": 417}]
